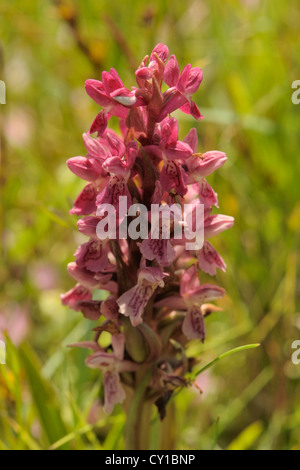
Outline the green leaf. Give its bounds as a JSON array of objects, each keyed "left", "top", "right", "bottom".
[
  {"left": 227, "top": 421, "right": 264, "bottom": 450},
  {"left": 20, "top": 344, "right": 68, "bottom": 448}
]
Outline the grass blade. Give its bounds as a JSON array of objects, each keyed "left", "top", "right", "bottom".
[{"left": 191, "top": 343, "right": 261, "bottom": 380}]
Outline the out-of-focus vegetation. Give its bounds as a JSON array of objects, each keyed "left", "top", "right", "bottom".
[{"left": 0, "top": 0, "right": 300, "bottom": 450}]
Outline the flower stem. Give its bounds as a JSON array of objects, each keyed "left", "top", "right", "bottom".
[
  {"left": 125, "top": 368, "right": 153, "bottom": 450},
  {"left": 160, "top": 401, "right": 176, "bottom": 450}
]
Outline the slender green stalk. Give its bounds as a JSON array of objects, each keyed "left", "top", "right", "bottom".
[
  {"left": 152, "top": 343, "right": 261, "bottom": 427},
  {"left": 125, "top": 369, "right": 153, "bottom": 450},
  {"left": 191, "top": 343, "right": 261, "bottom": 380}
]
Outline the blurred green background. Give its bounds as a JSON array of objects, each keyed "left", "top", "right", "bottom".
[{"left": 0, "top": 0, "right": 300, "bottom": 450}]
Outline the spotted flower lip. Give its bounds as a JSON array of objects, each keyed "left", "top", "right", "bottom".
[
  {"left": 140, "top": 233, "right": 176, "bottom": 267},
  {"left": 180, "top": 265, "right": 225, "bottom": 301},
  {"left": 88, "top": 110, "right": 108, "bottom": 136},
  {"left": 198, "top": 179, "right": 219, "bottom": 209},
  {"left": 117, "top": 266, "right": 166, "bottom": 327},
  {"left": 96, "top": 175, "right": 132, "bottom": 210},
  {"left": 198, "top": 241, "right": 227, "bottom": 276},
  {"left": 182, "top": 304, "right": 206, "bottom": 342},
  {"left": 85, "top": 339, "right": 138, "bottom": 414},
  {"left": 69, "top": 183, "right": 98, "bottom": 216},
  {"left": 160, "top": 159, "right": 188, "bottom": 195},
  {"left": 154, "top": 265, "right": 224, "bottom": 342},
  {"left": 155, "top": 265, "right": 225, "bottom": 311},
  {"left": 62, "top": 43, "right": 234, "bottom": 416},
  {"left": 74, "top": 239, "right": 114, "bottom": 273}
]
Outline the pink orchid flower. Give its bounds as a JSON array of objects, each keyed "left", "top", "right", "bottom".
[
  {"left": 186, "top": 151, "right": 227, "bottom": 181},
  {"left": 67, "top": 262, "right": 116, "bottom": 291},
  {"left": 67, "top": 131, "right": 109, "bottom": 182},
  {"left": 135, "top": 43, "right": 169, "bottom": 89},
  {"left": 159, "top": 55, "right": 203, "bottom": 121},
  {"left": 63, "top": 44, "right": 234, "bottom": 418},
  {"left": 198, "top": 241, "right": 227, "bottom": 276},
  {"left": 198, "top": 179, "right": 219, "bottom": 209},
  {"left": 96, "top": 139, "right": 138, "bottom": 210},
  {"left": 204, "top": 212, "right": 235, "bottom": 239},
  {"left": 86, "top": 349, "right": 136, "bottom": 414},
  {"left": 61, "top": 283, "right": 92, "bottom": 309},
  {"left": 140, "top": 230, "right": 176, "bottom": 267},
  {"left": 155, "top": 265, "right": 225, "bottom": 341},
  {"left": 74, "top": 239, "right": 114, "bottom": 273},
  {"left": 117, "top": 266, "right": 166, "bottom": 326},
  {"left": 71, "top": 337, "right": 137, "bottom": 414},
  {"left": 85, "top": 68, "right": 137, "bottom": 120},
  {"left": 145, "top": 118, "right": 193, "bottom": 195}
]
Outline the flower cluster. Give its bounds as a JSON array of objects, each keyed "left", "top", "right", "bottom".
[{"left": 62, "top": 44, "right": 234, "bottom": 416}]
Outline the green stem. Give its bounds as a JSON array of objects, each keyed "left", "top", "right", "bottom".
[
  {"left": 160, "top": 401, "right": 176, "bottom": 450},
  {"left": 125, "top": 369, "right": 153, "bottom": 450}
]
